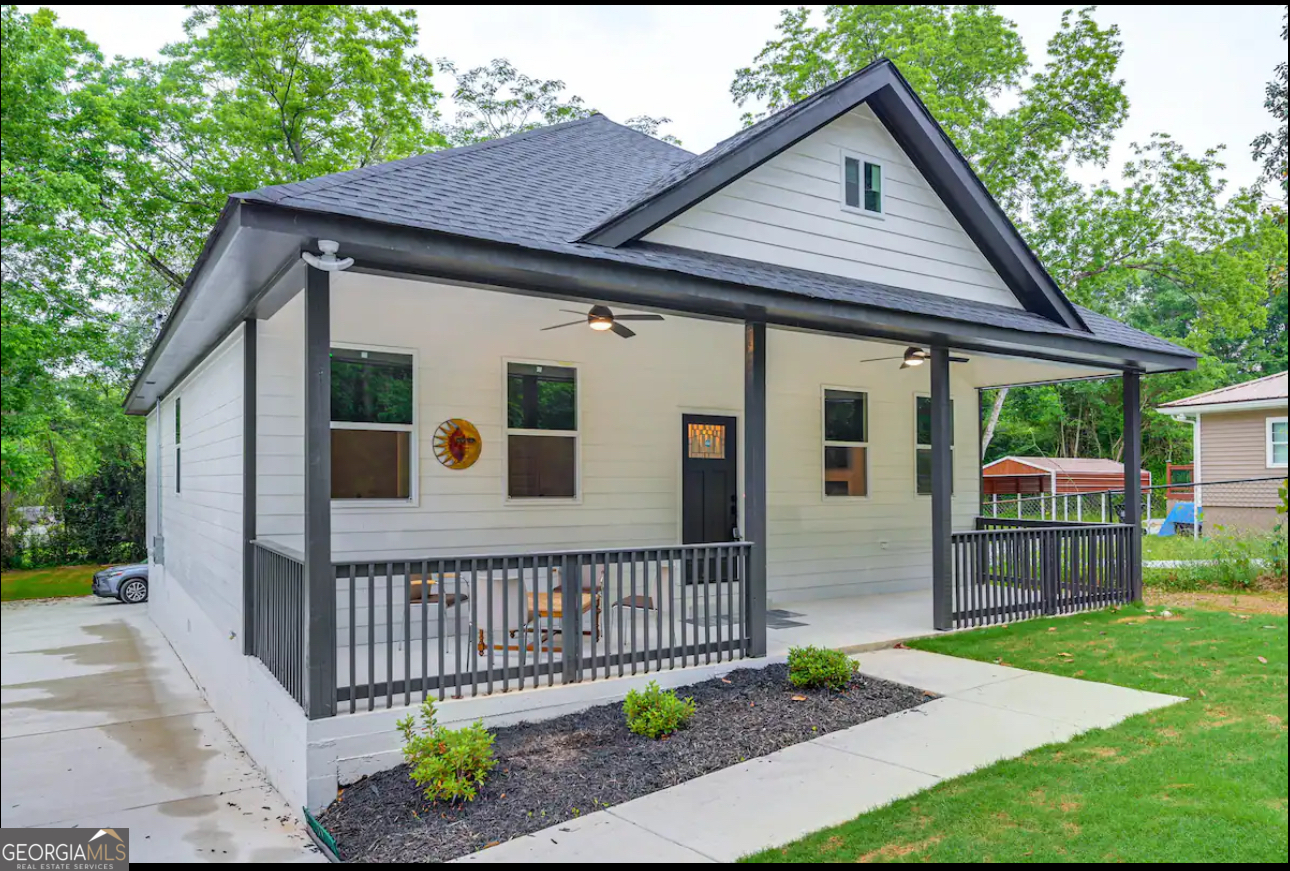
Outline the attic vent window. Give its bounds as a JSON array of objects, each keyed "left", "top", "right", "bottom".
[{"left": 842, "top": 155, "right": 883, "bottom": 215}]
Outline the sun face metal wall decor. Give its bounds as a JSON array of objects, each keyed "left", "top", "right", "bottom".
[{"left": 432, "top": 419, "right": 482, "bottom": 470}]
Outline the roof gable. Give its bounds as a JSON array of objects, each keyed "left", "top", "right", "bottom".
[
  {"left": 642, "top": 103, "right": 1023, "bottom": 309},
  {"left": 580, "top": 60, "right": 1087, "bottom": 332}
]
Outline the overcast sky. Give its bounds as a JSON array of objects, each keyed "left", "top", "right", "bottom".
[{"left": 31, "top": 4, "right": 1285, "bottom": 191}]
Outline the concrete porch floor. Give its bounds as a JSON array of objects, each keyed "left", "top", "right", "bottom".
[{"left": 766, "top": 589, "right": 936, "bottom": 656}]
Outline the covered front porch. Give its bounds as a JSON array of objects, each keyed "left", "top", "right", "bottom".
[{"left": 236, "top": 262, "right": 1148, "bottom": 720}]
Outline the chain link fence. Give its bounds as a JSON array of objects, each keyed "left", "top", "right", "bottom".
[{"left": 982, "top": 476, "right": 1287, "bottom": 535}]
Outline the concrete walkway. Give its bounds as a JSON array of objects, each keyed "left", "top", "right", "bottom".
[
  {"left": 0, "top": 597, "right": 318, "bottom": 863},
  {"left": 457, "top": 648, "right": 1185, "bottom": 864}
]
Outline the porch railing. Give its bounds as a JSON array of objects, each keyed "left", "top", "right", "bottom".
[
  {"left": 249, "top": 539, "right": 306, "bottom": 706},
  {"left": 950, "top": 518, "right": 1134, "bottom": 628},
  {"left": 333, "top": 542, "right": 752, "bottom": 713}
]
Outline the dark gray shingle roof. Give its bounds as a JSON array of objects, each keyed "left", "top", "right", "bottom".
[{"left": 239, "top": 114, "right": 1193, "bottom": 360}]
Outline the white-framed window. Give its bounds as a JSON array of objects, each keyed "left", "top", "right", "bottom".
[
  {"left": 330, "top": 345, "right": 416, "bottom": 502},
  {"left": 841, "top": 152, "right": 883, "bottom": 215},
  {"left": 823, "top": 387, "right": 868, "bottom": 498},
  {"left": 174, "top": 396, "right": 182, "bottom": 494},
  {"left": 506, "top": 361, "right": 579, "bottom": 500},
  {"left": 915, "top": 394, "right": 954, "bottom": 496},
  {"left": 1268, "top": 416, "right": 1288, "bottom": 468}
]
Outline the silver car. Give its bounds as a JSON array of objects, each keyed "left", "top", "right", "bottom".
[{"left": 91, "top": 564, "right": 149, "bottom": 604}]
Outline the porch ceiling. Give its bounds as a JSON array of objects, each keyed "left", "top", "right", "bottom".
[{"left": 125, "top": 200, "right": 1195, "bottom": 415}]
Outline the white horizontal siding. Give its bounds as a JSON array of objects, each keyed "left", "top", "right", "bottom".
[
  {"left": 644, "top": 104, "right": 1021, "bottom": 309},
  {"left": 155, "top": 328, "right": 245, "bottom": 635},
  {"left": 250, "top": 272, "right": 981, "bottom": 603}
]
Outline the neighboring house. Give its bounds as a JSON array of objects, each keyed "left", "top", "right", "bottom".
[
  {"left": 125, "top": 59, "right": 1196, "bottom": 810},
  {"left": 983, "top": 457, "right": 1150, "bottom": 516},
  {"left": 1155, "top": 371, "right": 1288, "bottom": 530}
]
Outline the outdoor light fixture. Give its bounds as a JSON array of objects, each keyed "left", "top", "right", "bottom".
[
  {"left": 301, "top": 239, "right": 354, "bottom": 272},
  {"left": 900, "top": 347, "right": 928, "bottom": 368},
  {"left": 541, "top": 304, "right": 665, "bottom": 339},
  {"left": 857, "top": 346, "right": 970, "bottom": 368}
]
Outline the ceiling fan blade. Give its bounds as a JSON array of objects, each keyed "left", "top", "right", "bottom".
[
  {"left": 610, "top": 322, "right": 637, "bottom": 338},
  {"left": 540, "top": 320, "right": 586, "bottom": 331},
  {"left": 950, "top": 356, "right": 970, "bottom": 363},
  {"left": 857, "top": 355, "right": 903, "bottom": 364},
  {"left": 613, "top": 314, "right": 665, "bottom": 322}
]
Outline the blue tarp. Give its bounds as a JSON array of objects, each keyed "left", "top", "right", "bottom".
[{"left": 1158, "top": 502, "right": 1201, "bottom": 536}]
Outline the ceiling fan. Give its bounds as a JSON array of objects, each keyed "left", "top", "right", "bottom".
[
  {"left": 541, "top": 304, "right": 664, "bottom": 339},
  {"left": 858, "top": 346, "right": 971, "bottom": 369}
]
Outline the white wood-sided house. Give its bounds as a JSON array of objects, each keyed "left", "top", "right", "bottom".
[{"left": 127, "top": 60, "right": 1196, "bottom": 809}]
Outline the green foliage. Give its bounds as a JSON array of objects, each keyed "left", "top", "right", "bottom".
[
  {"left": 1252, "top": 10, "right": 1288, "bottom": 195},
  {"left": 1143, "top": 527, "right": 1287, "bottom": 592},
  {"left": 397, "top": 700, "right": 496, "bottom": 803},
  {"left": 623, "top": 681, "right": 696, "bottom": 739},
  {"left": 441, "top": 57, "right": 679, "bottom": 146},
  {"left": 787, "top": 645, "right": 858, "bottom": 691},
  {"left": 4, "top": 460, "right": 146, "bottom": 569}
]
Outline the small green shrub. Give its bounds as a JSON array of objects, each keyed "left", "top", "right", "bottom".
[
  {"left": 397, "top": 700, "right": 496, "bottom": 803},
  {"left": 788, "top": 645, "right": 858, "bottom": 691},
  {"left": 623, "top": 681, "right": 696, "bottom": 739}
]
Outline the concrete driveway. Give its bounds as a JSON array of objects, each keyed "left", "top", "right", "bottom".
[{"left": 0, "top": 596, "right": 319, "bottom": 863}]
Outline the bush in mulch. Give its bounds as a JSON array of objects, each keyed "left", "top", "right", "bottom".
[
  {"left": 322, "top": 663, "right": 932, "bottom": 863},
  {"left": 622, "top": 681, "right": 696, "bottom": 738},
  {"left": 397, "top": 701, "right": 497, "bottom": 803},
  {"left": 787, "top": 644, "right": 860, "bottom": 691}
]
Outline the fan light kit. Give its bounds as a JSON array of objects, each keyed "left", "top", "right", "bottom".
[
  {"left": 541, "top": 304, "right": 665, "bottom": 339},
  {"left": 857, "top": 346, "right": 970, "bottom": 368}
]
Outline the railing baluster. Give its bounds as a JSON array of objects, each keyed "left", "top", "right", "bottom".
[
  {"left": 453, "top": 558, "right": 463, "bottom": 698},
  {"left": 486, "top": 559, "right": 495, "bottom": 697},
  {"left": 366, "top": 562, "right": 375, "bottom": 712},
  {"left": 348, "top": 564, "right": 356, "bottom": 713},
  {"left": 714, "top": 546, "right": 724, "bottom": 662},
  {"left": 436, "top": 561, "right": 446, "bottom": 702},
  {"left": 403, "top": 561, "right": 412, "bottom": 708},
  {"left": 469, "top": 558, "right": 479, "bottom": 697},
  {"left": 385, "top": 562, "right": 394, "bottom": 709},
  {"left": 655, "top": 549, "right": 664, "bottom": 672},
  {"left": 419, "top": 560, "right": 428, "bottom": 702},
  {"left": 616, "top": 554, "right": 625, "bottom": 677},
  {"left": 629, "top": 554, "right": 639, "bottom": 675}
]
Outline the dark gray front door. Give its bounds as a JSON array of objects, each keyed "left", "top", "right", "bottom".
[{"left": 681, "top": 415, "right": 739, "bottom": 567}]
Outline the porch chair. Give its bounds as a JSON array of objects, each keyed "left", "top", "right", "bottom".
[{"left": 550, "top": 562, "right": 605, "bottom": 643}]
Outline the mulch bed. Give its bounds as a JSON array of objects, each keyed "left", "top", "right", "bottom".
[{"left": 322, "top": 663, "right": 932, "bottom": 863}]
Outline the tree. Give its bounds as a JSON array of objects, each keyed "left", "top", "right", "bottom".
[
  {"left": 1252, "top": 7, "right": 1288, "bottom": 197},
  {"left": 442, "top": 57, "right": 680, "bottom": 146},
  {"left": 1, "top": 6, "right": 127, "bottom": 504},
  {"left": 124, "top": 4, "right": 446, "bottom": 290}
]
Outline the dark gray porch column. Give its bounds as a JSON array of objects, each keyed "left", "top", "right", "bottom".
[
  {"left": 930, "top": 346, "right": 954, "bottom": 630},
  {"left": 1123, "top": 370, "right": 1143, "bottom": 600},
  {"left": 304, "top": 266, "right": 336, "bottom": 719},
  {"left": 242, "top": 318, "right": 257, "bottom": 656},
  {"left": 744, "top": 320, "right": 768, "bottom": 657}
]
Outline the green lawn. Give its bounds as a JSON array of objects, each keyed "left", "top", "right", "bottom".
[
  {"left": 745, "top": 604, "right": 1288, "bottom": 863},
  {"left": 0, "top": 564, "right": 100, "bottom": 601}
]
